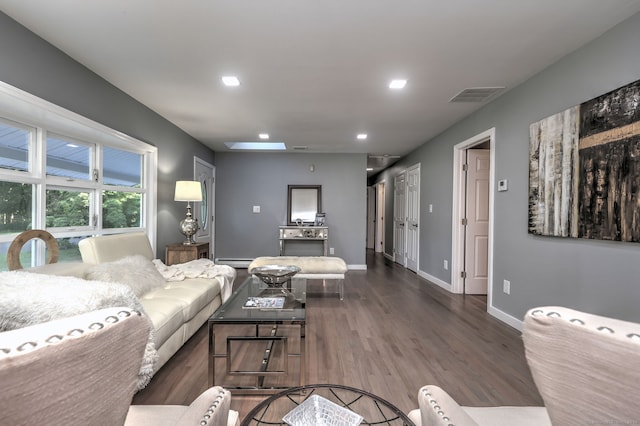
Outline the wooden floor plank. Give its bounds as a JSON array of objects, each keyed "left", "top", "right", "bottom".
[{"left": 133, "top": 251, "right": 543, "bottom": 420}]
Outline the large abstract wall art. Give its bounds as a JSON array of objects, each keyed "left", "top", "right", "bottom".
[{"left": 528, "top": 78, "right": 640, "bottom": 242}]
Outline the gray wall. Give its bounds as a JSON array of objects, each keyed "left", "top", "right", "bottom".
[
  {"left": 0, "top": 12, "right": 215, "bottom": 256},
  {"left": 215, "top": 152, "right": 367, "bottom": 266},
  {"left": 374, "top": 12, "right": 640, "bottom": 322}
]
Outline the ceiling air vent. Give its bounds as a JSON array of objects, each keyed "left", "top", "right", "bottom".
[
  {"left": 449, "top": 87, "right": 505, "bottom": 103},
  {"left": 292, "top": 146, "right": 308, "bottom": 151}
]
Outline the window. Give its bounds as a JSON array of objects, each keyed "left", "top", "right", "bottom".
[
  {"left": 102, "top": 190, "right": 142, "bottom": 229},
  {"left": 46, "top": 135, "right": 92, "bottom": 180},
  {"left": 0, "top": 82, "right": 157, "bottom": 271},
  {"left": 0, "top": 119, "right": 31, "bottom": 173},
  {"left": 46, "top": 188, "right": 91, "bottom": 228},
  {"left": 0, "top": 181, "right": 33, "bottom": 234},
  {"left": 103, "top": 146, "right": 142, "bottom": 187}
]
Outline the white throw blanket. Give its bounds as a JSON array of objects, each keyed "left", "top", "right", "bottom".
[{"left": 152, "top": 259, "right": 236, "bottom": 302}]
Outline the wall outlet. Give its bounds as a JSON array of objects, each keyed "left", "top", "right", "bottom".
[
  {"left": 252, "top": 205, "right": 260, "bottom": 213},
  {"left": 329, "top": 247, "right": 335, "bottom": 255},
  {"left": 444, "top": 260, "right": 448, "bottom": 270},
  {"left": 429, "top": 204, "right": 433, "bottom": 213},
  {"left": 503, "top": 279, "right": 511, "bottom": 295}
]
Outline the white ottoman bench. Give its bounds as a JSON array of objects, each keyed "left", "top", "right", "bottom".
[{"left": 248, "top": 256, "right": 348, "bottom": 300}]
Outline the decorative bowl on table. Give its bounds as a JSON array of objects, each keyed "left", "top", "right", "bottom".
[
  {"left": 283, "top": 394, "right": 364, "bottom": 426},
  {"left": 251, "top": 265, "right": 301, "bottom": 287}
]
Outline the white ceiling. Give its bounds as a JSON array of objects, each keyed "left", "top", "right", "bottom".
[{"left": 2, "top": 1, "right": 640, "bottom": 174}]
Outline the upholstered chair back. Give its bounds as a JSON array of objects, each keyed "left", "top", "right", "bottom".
[
  {"left": 523, "top": 306, "right": 640, "bottom": 426},
  {"left": 125, "top": 386, "right": 234, "bottom": 426},
  {"left": 417, "top": 385, "right": 479, "bottom": 426},
  {"left": 0, "top": 307, "right": 150, "bottom": 426}
]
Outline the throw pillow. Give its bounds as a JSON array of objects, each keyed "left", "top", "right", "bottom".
[{"left": 85, "top": 255, "right": 166, "bottom": 297}]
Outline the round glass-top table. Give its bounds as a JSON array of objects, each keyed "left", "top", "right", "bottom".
[{"left": 241, "top": 384, "right": 415, "bottom": 426}]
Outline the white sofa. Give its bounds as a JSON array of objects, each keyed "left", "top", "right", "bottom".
[{"left": 26, "top": 232, "right": 233, "bottom": 373}]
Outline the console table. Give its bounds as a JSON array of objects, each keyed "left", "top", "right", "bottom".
[
  {"left": 165, "top": 242, "right": 209, "bottom": 265},
  {"left": 279, "top": 226, "right": 328, "bottom": 256}
]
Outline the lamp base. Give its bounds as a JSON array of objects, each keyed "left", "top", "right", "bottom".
[{"left": 179, "top": 203, "right": 199, "bottom": 245}]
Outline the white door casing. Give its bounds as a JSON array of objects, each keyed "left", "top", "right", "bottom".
[
  {"left": 451, "top": 128, "right": 495, "bottom": 308},
  {"left": 194, "top": 157, "right": 215, "bottom": 259},
  {"left": 394, "top": 172, "right": 406, "bottom": 265},
  {"left": 406, "top": 164, "right": 420, "bottom": 272},
  {"left": 464, "top": 150, "right": 489, "bottom": 294}
]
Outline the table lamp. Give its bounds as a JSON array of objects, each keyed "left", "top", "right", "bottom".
[{"left": 174, "top": 180, "right": 202, "bottom": 245}]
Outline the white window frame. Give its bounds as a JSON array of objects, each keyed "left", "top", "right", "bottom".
[{"left": 0, "top": 81, "right": 158, "bottom": 264}]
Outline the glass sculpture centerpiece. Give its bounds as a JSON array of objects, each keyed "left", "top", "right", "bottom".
[{"left": 251, "top": 265, "right": 301, "bottom": 288}]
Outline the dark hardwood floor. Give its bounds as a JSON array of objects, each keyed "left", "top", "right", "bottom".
[{"left": 133, "top": 250, "right": 543, "bottom": 419}]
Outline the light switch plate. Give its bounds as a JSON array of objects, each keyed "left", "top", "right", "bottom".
[
  {"left": 252, "top": 205, "right": 260, "bottom": 213},
  {"left": 498, "top": 179, "right": 508, "bottom": 192}
]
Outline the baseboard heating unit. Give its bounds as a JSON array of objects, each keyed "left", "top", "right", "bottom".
[{"left": 214, "top": 258, "right": 252, "bottom": 268}]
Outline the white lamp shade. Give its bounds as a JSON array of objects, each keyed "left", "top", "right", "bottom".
[{"left": 174, "top": 181, "right": 203, "bottom": 202}]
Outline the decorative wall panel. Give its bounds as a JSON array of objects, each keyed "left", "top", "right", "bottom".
[{"left": 528, "top": 78, "right": 640, "bottom": 242}]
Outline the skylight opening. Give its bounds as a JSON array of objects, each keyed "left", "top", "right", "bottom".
[{"left": 224, "top": 142, "right": 286, "bottom": 150}]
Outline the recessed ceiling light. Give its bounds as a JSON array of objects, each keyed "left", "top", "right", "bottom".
[
  {"left": 224, "top": 142, "right": 286, "bottom": 150},
  {"left": 366, "top": 167, "right": 374, "bottom": 171},
  {"left": 222, "top": 76, "right": 240, "bottom": 87},
  {"left": 389, "top": 79, "right": 407, "bottom": 89},
  {"left": 258, "top": 133, "right": 270, "bottom": 140},
  {"left": 357, "top": 133, "right": 368, "bottom": 140}
]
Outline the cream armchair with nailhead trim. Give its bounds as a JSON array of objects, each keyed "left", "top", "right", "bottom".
[
  {"left": 409, "top": 306, "right": 640, "bottom": 426},
  {"left": 0, "top": 307, "right": 238, "bottom": 426}
]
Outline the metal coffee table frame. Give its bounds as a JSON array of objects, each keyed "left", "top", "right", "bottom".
[
  {"left": 241, "top": 383, "right": 416, "bottom": 426},
  {"left": 208, "top": 275, "right": 306, "bottom": 395}
]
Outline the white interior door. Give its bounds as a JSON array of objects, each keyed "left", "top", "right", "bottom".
[
  {"left": 194, "top": 157, "right": 215, "bottom": 260},
  {"left": 464, "top": 149, "right": 490, "bottom": 294},
  {"left": 394, "top": 172, "right": 406, "bottom": 265},
  {"left": 406, "top": 165, "right": 420, "bottom": 272}
]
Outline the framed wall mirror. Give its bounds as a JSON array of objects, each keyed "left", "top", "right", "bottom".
[{"left": 287, "top": 185, "right": 322, "bottom": 225}]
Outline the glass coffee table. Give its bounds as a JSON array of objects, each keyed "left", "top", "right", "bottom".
[
  {"left": 241, "top": 384, "right": 415, "bottom": 426},
  {"left": 208, "top": 275, "right": 306, "bottom": 394}
]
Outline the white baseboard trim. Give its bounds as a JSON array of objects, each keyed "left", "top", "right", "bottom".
[
  {"left": 417, "top": 270, "right": 452, "bottom": 291},
  {"left": 384, "top": 253, "right": 394, "bottom": 261},
  {"left": 347, "top": 264, "right": 367, "bottom": 270},
  {"left": 214, "top": 258, "right": 252, "bottom": 268},
  {"left": 488, "top": 305, "right": 523, "bottom": 332}
]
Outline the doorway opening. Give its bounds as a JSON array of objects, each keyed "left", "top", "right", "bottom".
[
  {"left": 375, "top": 181, "right": 385, "bottom": 254},
  {"left": 451, "top": 129, "right": 495, "bottom": 307},
  {"left": 194, "top": 157, "right": 215, "bottom": 260}
]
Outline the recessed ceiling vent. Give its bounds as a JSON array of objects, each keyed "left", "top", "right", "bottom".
[
  {"left": 292, "top": 146, "right": 308, "bottom": 151},
  {"left": 449, "top": 87, "right": 505, "bottom": 103}
]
